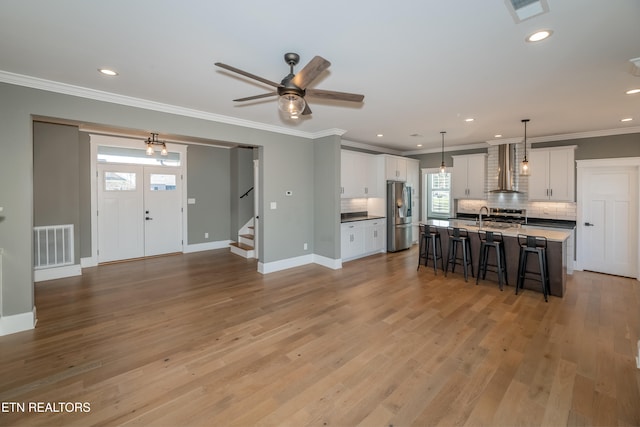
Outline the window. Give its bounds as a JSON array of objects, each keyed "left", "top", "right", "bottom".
[
  {"left": 427, "top": 172, "right": 452, "bottom": 219},
  {"left": 149, "top": 174, "right": 177, "bottom": 191},
  {"left": 104, "top": 172, "right": 136, "bottom": 191}
]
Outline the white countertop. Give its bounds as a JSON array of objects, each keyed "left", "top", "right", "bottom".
[{"left": 425, "top": 219, "right": 572, "bottom": 242}]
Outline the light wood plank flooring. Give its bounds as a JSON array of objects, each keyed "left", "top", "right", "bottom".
[{"left": 1, "top": 247, "right": 639, "bottom": 426}]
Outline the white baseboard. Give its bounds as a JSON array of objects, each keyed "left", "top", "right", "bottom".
[
  {"left": 258, "top": 254, "right": 313, "bottom": 274},
  {"left": 81, "top": 256, "right": 97, "bottom": 268},
  {"left": 313, "top": 254, "right": 342, "bottom": 270},
  {"left": 184, "top": 240, "right": 232, "bottom": 254},
  {"left": 258, "top": 253, "right": 344, "bottom": 274},
  {"left": 0, "top": 306, "right": 36, "bottom": 336},
  {"left": 34, "top": 264, "right": 82, "bottom": 282}
]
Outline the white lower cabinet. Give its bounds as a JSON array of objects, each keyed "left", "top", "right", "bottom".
[{"left": 341, "top": 219, "right": 386, "bottom": 261}]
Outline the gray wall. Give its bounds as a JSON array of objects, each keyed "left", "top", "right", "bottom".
[
  {"left": 0, "top": 82, "right": 339, "bottom": 322},
  {"left": 532, "top": 133, "right": 640, "bottom": 160},
  {"left": 187, "top": 144, "right": 231, "bottom": 244},
  {"left": 314, "top": 135, "right": 341, "bottom": 259},
  {"left": 409, "top": 147, "right": 488, "bottom": 169},
  {"left": 78, "top": 132, "right": 92, "bottom": 258},
  {"left": 33, "top": 122, "right": 81, "bottom": 264}
]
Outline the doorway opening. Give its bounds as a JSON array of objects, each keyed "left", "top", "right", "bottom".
[{"left": 90, "top": 134, "right": 187, "bottom": 264}]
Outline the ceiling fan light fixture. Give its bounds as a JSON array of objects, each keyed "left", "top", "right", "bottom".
[{"left": 278, "top": 93, "right": 306, "bottom": 117}]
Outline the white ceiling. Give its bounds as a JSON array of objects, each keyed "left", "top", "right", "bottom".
[{"left": 1, "top": 0, "right": 639, "bottom": 153}]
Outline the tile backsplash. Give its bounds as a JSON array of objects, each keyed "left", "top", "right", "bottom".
[
  {"left": 341, "top": 198, "right": 368, "bottom": 213},
  {"left": 457, "top": 199, "right": 576, "bottom": 221}
]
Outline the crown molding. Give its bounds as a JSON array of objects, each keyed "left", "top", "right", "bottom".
[
  {"left": 402, "top": 142, "right": 489, "bottom": 156},
  {"left": 0, "top": 70, "right": 322, "bottom": 140},
  {"left": 341, "top": 139, "right": 404, "bottom": 155}
]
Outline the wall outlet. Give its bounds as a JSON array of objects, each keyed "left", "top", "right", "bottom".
[
  {"left": 270, "top": 202, "right": 277, "bottom": 210},
  {"left": 303, "top": 243, "right": 308, "bottom": 250},
  {"left": 204, "top": 232, "right": 209, "bottom": 239}
]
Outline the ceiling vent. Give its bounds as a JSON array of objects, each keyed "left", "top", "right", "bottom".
[{"left": 505, "top": 0, "right": 549, "bottom": 23}]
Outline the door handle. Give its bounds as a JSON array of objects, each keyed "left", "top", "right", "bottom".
[{"left": 584, "top": 222, "right": 594, "bottom": 226}]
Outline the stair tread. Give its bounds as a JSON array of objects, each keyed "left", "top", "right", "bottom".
[
  {"left": 239, "top": 234, "right": 254, "bottom": 240},
  {"left": 230, "top": 242, "right": 254, "bottom": 250}
]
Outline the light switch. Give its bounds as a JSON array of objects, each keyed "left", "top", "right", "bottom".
[
  {"left": 187, "top": 198, "right": 196, "bottom": 205},
  {"left": 270, "top": 202, "right": 277, "bottom": 210},
  {"left": 285, "top": 190, "right": 293, "bottom": 196}
]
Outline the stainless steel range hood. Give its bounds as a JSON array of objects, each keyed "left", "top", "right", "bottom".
[{"left": 490, "top": 144, "right": 521, "bottom": 193}]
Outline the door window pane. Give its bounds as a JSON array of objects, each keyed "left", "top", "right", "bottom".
[
  {"left": 104, "top": 172, "right": 136, "bottom": 191},
  {"left": 149, "top": 174, "right": 177, "bottom": 191}
]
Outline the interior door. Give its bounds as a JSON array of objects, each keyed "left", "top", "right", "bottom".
[
  {"left": 144, "top": 167, "right": 183, "bottom": 256},
  {"left": 97, "top": 164, "right": 144, "bottom": 262},
  {"left": 580, "top": 166, "right": 638, "bottom": 277}
]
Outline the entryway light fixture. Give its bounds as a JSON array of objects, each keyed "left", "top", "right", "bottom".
[
  {"left": 146, "top": 133, "right": 168, "bottom": 156},
  {"left": 439, "top": 131, "right": 447, "bottom": 174},
  {"left": 520, "top": 119, "right": 530, "bottom": 176}
]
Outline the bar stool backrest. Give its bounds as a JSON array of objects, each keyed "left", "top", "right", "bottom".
[
  {"left": 448, "top": 227, "right": 468, "bottom": 238},
  {"left": 479, "top": 230, "right": 502, "bottom": 243},
  {"left": 518, "top": 234, "right": 547, "bottom": 249}
]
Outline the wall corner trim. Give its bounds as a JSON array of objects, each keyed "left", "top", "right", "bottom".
[{"left": 313, "top": 254, "right": 342, "bottom": 270}]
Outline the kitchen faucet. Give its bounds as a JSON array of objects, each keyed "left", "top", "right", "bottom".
[{"left": 478, "top": 206, "right": 489, "bottom": 229}]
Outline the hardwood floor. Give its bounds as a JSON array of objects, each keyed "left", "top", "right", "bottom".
[{"left": 1, "top": 248, "right": 639, "bottom": 426}]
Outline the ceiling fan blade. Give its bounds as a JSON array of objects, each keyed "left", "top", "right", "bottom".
[
  {"left": 233, "top": 92, "right": 278, "bottom": 102},
  {"left": 301, "top": 102, "right": 312, "bottom": 116},
  {"left": 306, "top": 88, "right": 364, "bottom": 103},
  {"left": 214, "top": 62, "right": 280, "bottom": 88},
  {"left": 291, "top": 56, "right": 331, "bottom": 89}
]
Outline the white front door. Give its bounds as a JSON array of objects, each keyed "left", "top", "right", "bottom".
[
  {"left": 579, "top": 166, "right": 638, "bottom": 277},
  {"left": 97, "top": 164, "right": 183, "bottom": 263},
  {"left": 97, "top": 164, "right": 145, "bottom": 262},
  {"left": 144, "top": 167, "right": 183, "bottom": 256}
]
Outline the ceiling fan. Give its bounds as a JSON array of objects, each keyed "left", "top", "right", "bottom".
[{"left": 215, "top": 53, "right": 364, "bottom": 118}]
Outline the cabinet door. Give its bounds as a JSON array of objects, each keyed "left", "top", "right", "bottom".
[
  {"left": 385, "top": 156, "right": 407, "bottom": 181},
  {"left": 341, "top": 150, "right": 365, "bottom": 198},
  {"left": 364, "top": 221, "right": 385, "bottom": 253},
  {"left": 548, "top": 149, "right": 574, "bottom": 201},
  {"left": 341, "top": 223, "right": 364, "bottom": 260},
  {"left": 406, "top": 159, "right": 419, "bottom": 196},
  {"left": 527, "top": 150, "right": 550, "bottom": 200},
  {"left": 466, "top": 157, "right": 486, "bottom": 199},
  {"left": 363, "top": 154, "right": 380, "bottom": 197},
  {"left": 452, "top": 157, "right": 469, "bottom": 199}
]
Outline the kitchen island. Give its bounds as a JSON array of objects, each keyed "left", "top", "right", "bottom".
[{"left": 424, "top": 219, "right": 573, "bottom": 298}]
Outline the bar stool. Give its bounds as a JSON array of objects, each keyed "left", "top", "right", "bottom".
[
  {"left": 417, "top": 224, "right": 444, "bottom": 273},
  {"left": 516, "top": 234, "right": 550, "bottom": 302},
  {"left": 445, "top": 227, "right": 474, "bottom": 282},
  {"left": 476, "top": 230, "right": 508, "bottom": 291}
]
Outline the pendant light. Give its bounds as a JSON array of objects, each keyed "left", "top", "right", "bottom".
[
  {"left": 520, "top": 119, "right": 530, "bottom": 175},
  {"left": 439, "top": 131, "right": 447, "bottom": 174},
  {"left": 145, "top": 133, "right": 168, "bottom": 156}
]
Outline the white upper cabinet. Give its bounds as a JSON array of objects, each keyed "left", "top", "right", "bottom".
[
  {"left": 406, "top": 159, "right": 420, "bottom": 193},
  {"left": 527, "top": 146, "right": 576, "bottom": 201},
  {"left": 341, "top": 150, "right": 380, "bottom": 198},
  {"left": 452, "top": 154, "right": 487, "bottom": 199},
  {"left": 384, "top": 155, "right": 407, "bottom": 181}
]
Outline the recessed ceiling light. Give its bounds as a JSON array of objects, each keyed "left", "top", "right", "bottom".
[
  {"left": 626, "top": 88, "right": 640, "bottom": 95},
  {"left": 98, "top": 68, "right": 118, "bottom": 76},
  {"left": 494, "top": 134, "right": 503, "bottom": 138},
  {"left": 621, "top": 117, "right": 633, "bottom": 122},
  {"left": 417, "top": 144, "right": 423, "bottom": 147},
  {"left": 377, "top": 134, "right": 383, "bottom": 137},
  {"left": 526, "top": 30, "right": 553, "bottom": 42},
  {"left": 465, "top": 118, "right": 474, "bottom": 122}
]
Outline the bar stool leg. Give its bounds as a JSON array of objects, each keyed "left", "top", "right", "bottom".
[
  {"left": 495, "top": 244, "right": 503, "bottom": 291},
  {"left": 430, "top": 236, "right": 438, "bottom": 274},
  {"left": 538, "top": 249, "right": 548, "bottom": 302},
  {"left": 461, "top": 241, "right": 468, "bottom": 282}
]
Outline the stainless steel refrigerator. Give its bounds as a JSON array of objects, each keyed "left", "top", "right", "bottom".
[{"left": 387, "top": 181, "right": 412, "bottom": 252}]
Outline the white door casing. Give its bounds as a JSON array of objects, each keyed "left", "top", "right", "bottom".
[{"left": 577, "top": 158, "right": 640, "bottom": 279}]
